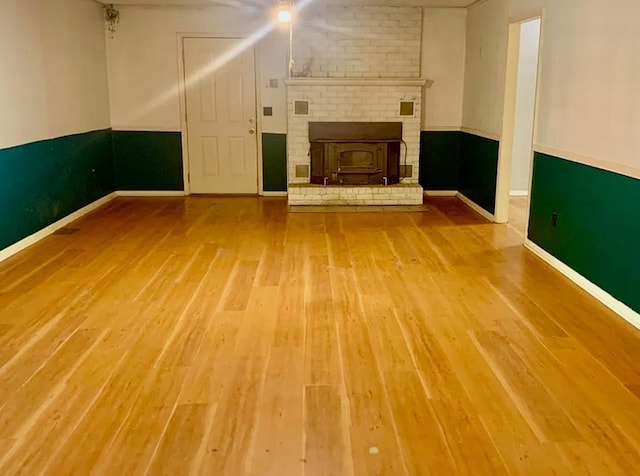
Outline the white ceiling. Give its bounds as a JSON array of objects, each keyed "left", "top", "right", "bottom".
[{"left": 97, "top": 0, "right": 475, "bottom": 7}]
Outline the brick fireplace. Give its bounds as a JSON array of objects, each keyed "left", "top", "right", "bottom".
[
  {"left": 285, "top": 79, "right": 425, "bottom": 205},
  {"left": 285, "top": 5, "right": 426, "bottom": 206}
]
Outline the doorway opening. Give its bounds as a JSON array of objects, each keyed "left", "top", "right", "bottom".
[{"left": 495, "top": 17, "right": 542, "bottom": 239}]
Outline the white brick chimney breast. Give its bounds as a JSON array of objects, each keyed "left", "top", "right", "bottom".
[{"left": 285, "top": 6, "right": 427, "bottom": 205}]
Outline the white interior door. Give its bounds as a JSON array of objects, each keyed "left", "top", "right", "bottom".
[{"left": 183, "top": 38, "right": 258, "bottom": 194}]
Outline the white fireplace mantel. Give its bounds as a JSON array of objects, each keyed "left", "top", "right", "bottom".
[{"left": 284, "top": 78, "right": 432, "bottom": 87}]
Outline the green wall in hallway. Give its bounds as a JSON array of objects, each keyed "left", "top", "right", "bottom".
[
  {"left": 0, "top": 129, "right": 114, "bottom": 250},
  {"left": 113, "top": 131, "right": 184, "bottom": 191},
  {"left": 529, "top": 152, "right": 640, "bottom": 314}
]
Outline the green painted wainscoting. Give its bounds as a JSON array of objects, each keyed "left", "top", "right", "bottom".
[
  {"left": 113, "top": 131, "right": 184, "bottom": 191},
  {"left": 262, "top": 133, "right": 287, "bottom": 192},
  {"left": 419, "top": 131, "right": 461, "bottom": 191},
  {"left": 0, "top": 129, "right": 114, "bottom": 251},
  {"left": 528, "top": 152, "right": 640, "bottom": 314},
  {"left": 459, "top": 132, "right": 500, "bottom": 214},
  {"left": 418, "top": 130, "right": 499, "bottom": 214}
]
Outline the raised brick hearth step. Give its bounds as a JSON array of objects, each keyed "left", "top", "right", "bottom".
[{"left": 287, "top": 183, "right": 424, "bottom": 206}]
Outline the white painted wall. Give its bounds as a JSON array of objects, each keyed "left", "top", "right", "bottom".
[
  {"left": 510, "top": 18, "right": 540, "bottom": 193},
  {"left": 258, "top": 31, "right": 288, "bottom": 134},
  {"left": 463, "top": 0, "right": 640, "bottom": 178},
  {"left": 0, "top": 0, "right": 111, "bottom": 149},
  {"left": 107, "top": 6, "right": 467, "bottom": 135},
  {"left": 534, "top": 1, "right": 640, "bottom": 176},
  {"left": 462, "top": 0, "right": 508, "bottom": 138},
  {"left": 106, "top": 6, "right": 288, "bottom": 134},
  {"left": 421, "top": 8, "right": 467, "bottom": 130}
]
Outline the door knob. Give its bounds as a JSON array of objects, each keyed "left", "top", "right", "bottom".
[{"left": 249, "top": 128, "right": 255, "bottom": 134}]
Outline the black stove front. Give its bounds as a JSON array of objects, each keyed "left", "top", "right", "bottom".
[{"left": 309, "top": 122, "right": 402, "bottom": 186}]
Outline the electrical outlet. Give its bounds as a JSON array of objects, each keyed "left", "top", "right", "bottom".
[{"left": 551, "top": 212, "right": 558, "bottom": 228}]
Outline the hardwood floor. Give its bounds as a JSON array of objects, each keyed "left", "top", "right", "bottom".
[
  {"left": 508, "top": 197, "right": 529, "bottom": 237},
  {"left": 1, "top": 196, "right": 640, "bottom": 474}
]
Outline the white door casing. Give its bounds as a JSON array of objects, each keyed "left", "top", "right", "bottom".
[{"left": 183, "top": 38, "right": 258, "bottom": 194}]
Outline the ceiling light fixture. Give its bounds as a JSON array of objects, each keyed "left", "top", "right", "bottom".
[
  {"left": 276, "top": 8, "right": 292, "bottom": 24},
  {"left": 275, "top": 1, "right": 295, "bottom": 78}
]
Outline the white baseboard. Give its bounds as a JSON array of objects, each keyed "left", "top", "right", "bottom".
[
  {"left": 524, "top": 239, "right": 640, "bottom": 331},
  {"left": 510, "top": 190, "right": 529, "bottom": 197},
  {"left": 0, "top": 192, "right": 118, "bottom": 264},
  {"left": 424, "top": 190, "right": 458, "bottom": 197},
  {"left": 456, "top": 193, "right": 495, "bottom": 222},
  {"left": 116, "top": 190, "right": 186, "bottom": 197},
  {"left": 118, "top": 190, "right": 285, "bottom": 197}
]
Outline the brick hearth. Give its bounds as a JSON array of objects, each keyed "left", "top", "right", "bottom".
[{"left": 288, "top": 183, "right": 423, "bottom": 206}]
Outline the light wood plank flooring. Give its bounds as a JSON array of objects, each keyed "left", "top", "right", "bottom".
[
  {"left": 1, "top": 196, "right": 640, "bottom": 475},
  {"left": 509, "top": 197, "right": 529, "bottom": 237}
]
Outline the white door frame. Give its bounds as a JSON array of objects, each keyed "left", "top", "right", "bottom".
[
  {"left": 176, "top": 33, "right": 263, "bottom": 196},
  {"left": 494, "top": 9, "right": 545, "bottom": 228}
]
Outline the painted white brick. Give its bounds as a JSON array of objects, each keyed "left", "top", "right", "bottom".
[
  {"left": 286, "top": 80, "right": 422, "bottom": 185},
  {"left": 292, "top": 5, "right": 421, "bottom": 79},
  {"left": 288, "top": 184, "right": 424, "bottom": 206}
]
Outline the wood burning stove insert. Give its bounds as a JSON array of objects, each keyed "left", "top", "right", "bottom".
[{"left": 309, "top": 122, "right": 402, "bottom": 185}]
